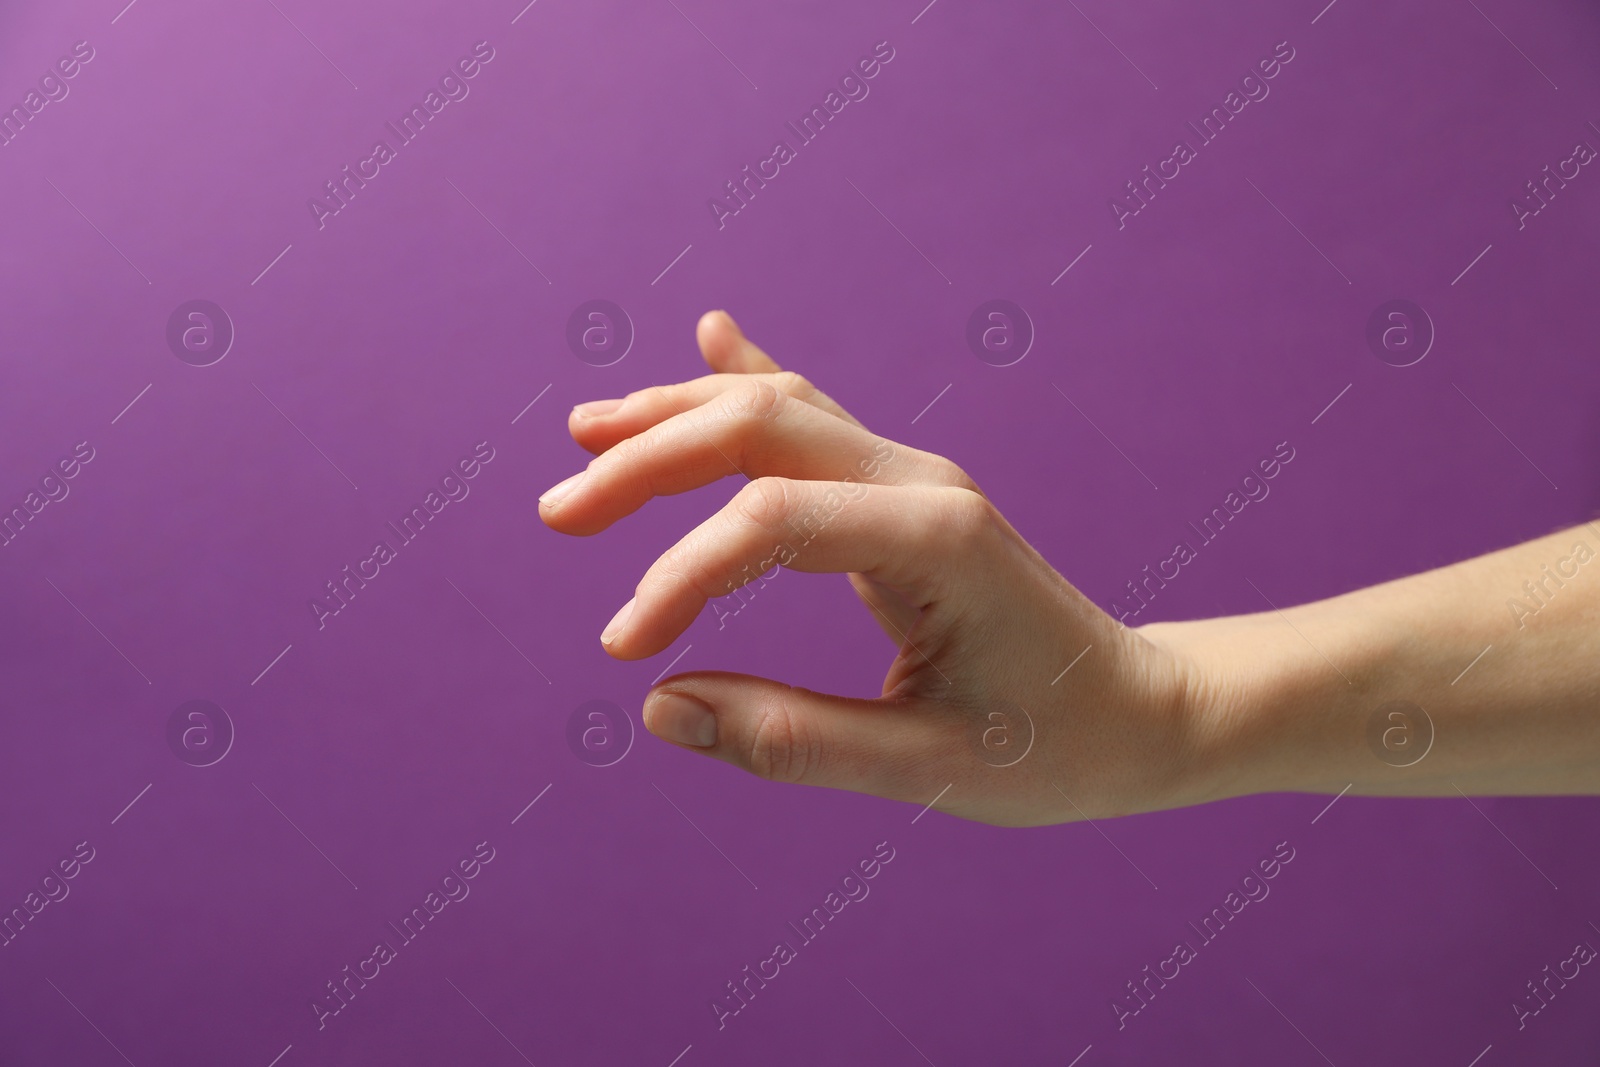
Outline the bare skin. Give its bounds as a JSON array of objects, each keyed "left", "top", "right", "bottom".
[{"left": 539, "top": 310, "right": 1600, "bottom": 827}]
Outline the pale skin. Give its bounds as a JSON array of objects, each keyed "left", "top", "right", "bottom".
[{"left": 539, "top": 310, "right": 1600, "bottom": 827}]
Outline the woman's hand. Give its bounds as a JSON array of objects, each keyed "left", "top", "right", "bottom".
[
  {"left": 539, "top": 311, "right": 1224, "bottom": 827},
  {"left": 543, "top": 311, "right": 1600, "bottom": 822}
]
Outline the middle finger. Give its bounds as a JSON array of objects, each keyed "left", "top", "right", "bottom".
[{"left": 539, "top": 379, "right": 972, "bottom": 536}]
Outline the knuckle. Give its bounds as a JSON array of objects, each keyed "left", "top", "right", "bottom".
[
  {"left": 601, "top": 436, "right": 656, "bottom": 499},
  {"left": 747, "top": 691, "right": 814, "bottom": 784},
  {"left": 733, "top": 476, "right": 795, "bottom": 531},
  {"left": 727, "top": 379, "right": 787, "bottom": 424},
  {"left": 934, "top": 456, "right": 980, "bottom": 491},
  {"left": 773, "top": 370, "right": 817, "bottom": 403},
  {"left": 643, "top": 546, "right": 711, "bottom": 603},
  {"left": 941, "top": 486, "right": 998, "bottom": 546}
]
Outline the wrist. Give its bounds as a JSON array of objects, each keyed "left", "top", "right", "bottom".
[{"left": 1136, "top": 610, "right": 1361, "bottom": 807}]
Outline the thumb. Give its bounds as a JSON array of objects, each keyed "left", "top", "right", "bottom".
[
  {"left": 696, "top": 310, "right": 782, "bottom": 374},
  {"left": 643, "top": 671, "right": 950, "bottom": 803}
]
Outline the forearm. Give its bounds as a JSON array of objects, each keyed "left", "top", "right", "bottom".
[{"left": 1148, "top": 525, "right": 1600, "bottom": 801}]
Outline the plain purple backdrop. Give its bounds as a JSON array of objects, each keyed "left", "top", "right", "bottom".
[{"left": 3, "top": 0, "right": 1599, "bottom": 1064}]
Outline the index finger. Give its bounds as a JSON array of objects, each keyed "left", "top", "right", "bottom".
[{"left": 569, "top": 370, "right": 860, "bottom": 456}]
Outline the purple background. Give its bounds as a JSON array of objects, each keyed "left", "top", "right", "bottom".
[{"left": 3, "top": 0, "right": 1599, "bottom": 1063}]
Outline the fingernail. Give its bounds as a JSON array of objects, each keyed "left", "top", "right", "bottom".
[
  {"left": 539, "top": 472, "right": 584, "bottom": 509},
  {"left": 647, "top": 692, "right": 717, "bottom": 747},
  {"left": 573, "top": 398, "right": 624, "bottom": 419},
  {"left": 600, "top": 596, "right": 635, "bottom": 645}
]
